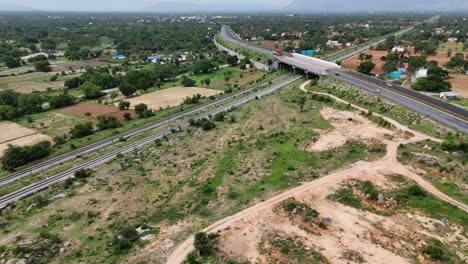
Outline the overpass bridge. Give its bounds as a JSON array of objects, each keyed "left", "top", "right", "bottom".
[
  {"left": 219, "top": 25, "right": 468, "bottom": 133},
  {"left": 221, "top": 26, "right": 340, "bottom": 76}
]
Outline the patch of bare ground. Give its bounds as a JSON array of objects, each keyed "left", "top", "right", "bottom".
[
  {"left": 0, "top": 121, "right": 52, "bottom": 156},
  {"left": 125, "top": 87, "right": 221, "bottom": 110}
]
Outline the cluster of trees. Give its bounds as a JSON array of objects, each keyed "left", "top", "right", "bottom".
[
  {"left": 0, "top": 90, "right": 44, "bottom": 120},
  {"left": 412, "top": 62, "right": 451, "bottom": 92},
  {"left": 188, "top": 118, "right": 216, "bottom": 131},
  {"left": 1, "top": 141, "right": 51, "bottom": 170},
  {"left": 445, "top": 53, "right": 468, "bottom": 71}
]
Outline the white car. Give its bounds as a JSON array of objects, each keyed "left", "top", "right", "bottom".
[{"left": 386, "top": 82, "right": 393, "bottom": 87}]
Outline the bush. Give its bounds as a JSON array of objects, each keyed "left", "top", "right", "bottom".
[
  {"left": 406, "top": 184, "right": 426, "bottom": 197},
  {"left": 194, "top": 232, "right": 219, "bottom": 256},
  {"left": 96, "top": 115, "right": 122, "bottom": 130},
  {"left": 421, "top": 238, "right": 445, "bottom": 261},
  {"left": 189, "top": 118, "right": 216, "bottom": 131},
  {"left": 34, "top": 60, "right": 52, "bottom": 72},
  {"left": 359, "top": 181, "right": 379, "bottom": 200},
  {"left": 70, "top": 122, "right": 94, "bottom": 138},
  {"left": 74, "top": 169, "right": 93, "bottom": 179},
  {"left": 181, "top": 76, "right": 196, "bottom": 87},
  {"left": 48, "top": 93, "right": 75, "bottom": 108}
]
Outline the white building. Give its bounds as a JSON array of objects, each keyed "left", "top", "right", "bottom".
[
  {"left": 440, "top": 92, "right": 459, "bottom": 100},
  {"left": 415, "top": 68, "right": 428, "bottom": 79},
  {"left": 392, "top": 46, "right": 405, "bottom": 53},
  {"left": 447, "top": 37, "right": 458, "bottom": 43}
]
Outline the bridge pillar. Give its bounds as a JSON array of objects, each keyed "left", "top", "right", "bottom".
[
  {"left": 293, "top": 67, "right": 296, "bottom": 75},
  {"left": 306, "top": 71, "right": 309, "bottom": 79}
]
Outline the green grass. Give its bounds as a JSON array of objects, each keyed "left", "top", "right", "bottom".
[{"left": 438, "top": 44, "right": 465, "bottom": 52}]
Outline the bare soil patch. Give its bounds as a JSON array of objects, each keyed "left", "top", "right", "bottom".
[
  {"left": 0, "top": 121, "right": 52, "bottom": 155},
  {"left": 304, "top": 107, "right": 393, "bottom": 152},
  {"left": 126, "top": 87, "right": 221, "bottom": 110},
  {"left": 448, "top": 74, "right": 468, "bottom": 97},
  {"left": 58, "top": 102, "right": 131, "bottom": 119},
  {"left": 341, "top": 50, "right": 388, "bottom": 75}
]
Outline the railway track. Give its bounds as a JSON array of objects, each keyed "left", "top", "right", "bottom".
[
  {"left": 0, "top": 74, "right": 289, "bottom": 187},
  {"left": 0, "top": 75, "right": 301, "bottom": 210}
]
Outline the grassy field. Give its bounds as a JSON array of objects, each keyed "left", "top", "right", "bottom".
[
  {"left": 0, "top": 80, "right": 387, "bottom": 263},
  {"left": 398, "top": 140, "right": 467, "bottom": 205}
]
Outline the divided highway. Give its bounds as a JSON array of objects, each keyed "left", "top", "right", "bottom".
[
  {"left": 0, "top": 74, "right": 288, "bottom": 187},
  {"left": 0, "top": 75, "right": 301, "bottom": 209},
  {"left": 330, "top": 69, "right": 468, "bottom": 133},
  {"left": 220, "top": 25, "right": 468, "bottom": 133}
]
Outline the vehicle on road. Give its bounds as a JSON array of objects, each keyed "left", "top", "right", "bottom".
[
  {"left": 335, "top": 73, "right": 340, "bottom": 76},
  {"left": 273, "top": 49, "right": 283, "bottom": 56},
  {"left": 386, "top": 82, "right": 393, "bottom": 87},
  {"left": 287, "top": 52, "right": 293, "bottom": 57}
]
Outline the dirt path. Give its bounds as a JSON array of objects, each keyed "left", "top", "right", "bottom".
[{"left": 166, "top": 81, "right": 466, "bottom": 264}]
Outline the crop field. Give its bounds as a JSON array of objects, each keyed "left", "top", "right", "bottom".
[
  {"left": 58, "top": 102, "right": 132, "bottom": 119},
  {"left": 0, "top": 121, "right": 52, "bottom": 155},
  {"left": 126, "top": 87, "right": 221, "bottom": 110}
]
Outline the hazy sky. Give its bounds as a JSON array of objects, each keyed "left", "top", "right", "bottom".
[
  {"left": 1, "top": 0, "right": 467, "bottom": 12},
  {"left": 2, "top": 0, "right": 288, "bottom": 11}
]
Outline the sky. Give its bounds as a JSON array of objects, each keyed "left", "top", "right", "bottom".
[{"left": 1, "top": 0, "right": 467, "bottom": 12}]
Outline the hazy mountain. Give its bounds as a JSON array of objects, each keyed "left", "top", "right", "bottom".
[
  {"left": 0, "top": 2, "right": 38, "bottom": 11},
  {"left": 285, "top": 0, "right": 468, "bottom": 12}
]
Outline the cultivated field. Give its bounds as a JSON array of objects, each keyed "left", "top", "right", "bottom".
[
  {"left": 59, "top": 102, "right": 137, "bottom": 121},
  {"left": 0, "top": 121, "right": 52, "bottom": 155},
  {"left": 448, "top": 74, "right": 468, "bottom": 97},
  {"left": 126, "top": 87, "right": 221, "bottom": 110},
  {"left": 341, "top": 50, "right": 388, "bottom": 75}
]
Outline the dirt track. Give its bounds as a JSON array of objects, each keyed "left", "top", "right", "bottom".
[{"left": 166, "top": 81, "right": 467, "bottom": 263}]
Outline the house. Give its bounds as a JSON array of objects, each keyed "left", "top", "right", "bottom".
[
  {"left": 147, "top": 55, "right": 162, "bottom": 64},
  {"left": 326, "top": 40, "right": 342, "bottom": 47},
  {"left": 440, "top": 92, "right": 459, "bottom": 100},
  {"left": 392, "top": 46, "right": 405, "bottom": 53},
  {"left": 112, "top": 54, "right": 125, "bottom": 60},
  {"left": 447, "top": 37, "right": 458, "bottom": 43},
  {"left": 415, "top": 68, "right": 428, "bottom": 79}
]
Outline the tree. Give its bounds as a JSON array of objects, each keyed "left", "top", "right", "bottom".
[
  {"left": 48, "top": 93, "right": 75, "bottom": 108},
  {"left": 191, "top": 59, "right": 216, "bottom": 74},
  {"left": 118, "top": 101, "right": 131, "bottom": 110},
  {"left": 96, "top": 115, "right": 122, "bottom": 130},
  {"left": 181, "top": 76, "right": 196, "bottom": 87},
  {"left": 193, "top": 232, "right": 219, "bottom": 256},
  {"left": 123, "top": 112, "right": 132, "bottom": 121},
  {"left": 297, "top": 96, "right": 306, "bottom": 112},
  {"left": 1, "top": 141, "right": 51, "bottom": 171},
  {"left": 204, "top": 78, "right": 211, "bottom": 87},
  {"left": 3, "top": 56, "right": 21, "bottom": 68},
  {"left": 34, "top": 60, "right": 52, "bottom": 72},
  {"left": 119, "top": 83, "right": 137, "bottom": 97},
  {"left": 134, "top": 103, "right": 149, "bottom": 118},
  {"left": 81, "top": 82, "right": 103, "bottom": 99},
  {"left": 0, "top": 105, "right": 16, "bottom": 120},
  {"left": 70, "top": 122, "right": 94, "bottom": 138},
  {"left": 357, "top": 61, "right": 376, "bottom": 75},
  {"left": 18, "top": 93, "right": 44, "bottom": 114},
  {"left": 226, "top": 55, "right": 238, "bottom": 66},
  {"left": 64, "top": 77, "right": 84, "bottom": 89}
]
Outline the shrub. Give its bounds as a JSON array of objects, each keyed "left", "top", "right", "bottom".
[
  {"left": 194, "top": 232, "right": 219, "bottom": 256},
  {"left": 70, "top": 122, "right": 94, "bottom": 138}
]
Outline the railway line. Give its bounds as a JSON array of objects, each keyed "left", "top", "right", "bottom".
[
  {"left": 0, "top": 74, "right": 288, "bottom": 187},
  {"left": 0, "top": 75, "right": 301, "bottom": 210}
]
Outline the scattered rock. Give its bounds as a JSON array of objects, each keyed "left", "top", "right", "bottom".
[
  {"left": 141, "top": 234, "right": 155, "bottom": 241},
  {"left": 411, "top": 152, "right": 441, "bottom": 166},
  {"left": 377, "top": 193, "right": 385, "bottom": 205}
]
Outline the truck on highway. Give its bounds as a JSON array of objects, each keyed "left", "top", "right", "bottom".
[{"left": 273, "top": 49, "right": 283, "bottom": 56}]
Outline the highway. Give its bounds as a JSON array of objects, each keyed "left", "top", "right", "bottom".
[
  {"left": 0, "top": 74, "right": 288, "bottom": 187},
  {"left": 329, "top": 69, "right": 468, "bottom": 133},
  {"left": 220, "top": 25, "right": 468, "bottom": 133},
  {"left": 0, "top": 75, "right": 301, "bottom": 210}
]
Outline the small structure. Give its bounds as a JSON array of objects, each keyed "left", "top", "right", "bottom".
[
  {"left": 447, "top": 37, "right": 458, "bottom": 43},
  {"left": 440, "top": 92, "right": 459, "bottom": 100},
  {"left": 147, "top": 55, "right": 162, "bottom": 64},
  {"left": 392, "top": 46, "right": 405, "bottom": 53},
  {"left": 415, "top": 68, "right": 428, "bottom": 79},
  {"left": 112, "top": 54, "right": 126, "bottom": 60}
]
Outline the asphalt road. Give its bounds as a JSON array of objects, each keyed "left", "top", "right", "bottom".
[
  {"left": 0, "top": 74, "right": 288, "bottom": 188},
  {"left": 329, "top": 70, "right": 468, "bottom": 133},
  {"left": 0, "top": 75, "right": 301, "bottom": 210},
  {"left": 221, "top": 24, "right": 468, "bottom": 133}
]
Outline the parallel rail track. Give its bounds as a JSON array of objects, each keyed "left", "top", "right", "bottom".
[
  {"left": 0, "top": 76, "right": 301, "bottom": 209},
  {"left": 0, "top": 74, "right": 288, "bottom": 187}
]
